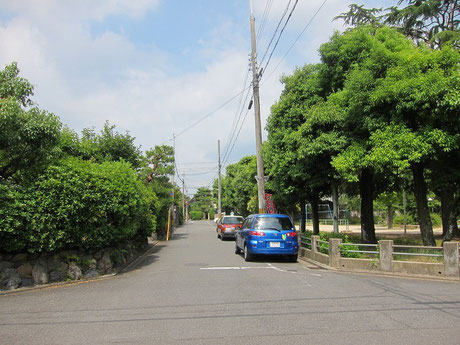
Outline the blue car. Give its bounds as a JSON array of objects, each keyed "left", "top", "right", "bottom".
[{"left": 235, "top": 214, "right": 299, "bottom": 262}]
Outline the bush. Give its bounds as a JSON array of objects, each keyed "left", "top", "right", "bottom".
[
  {"left": 302, "top": 230, "right": 361, "bottom": 258},
  {"left": 0, "top": 157, "right": 158, "bottom": 253},
  {"left": 430, "top": 213, "right": 441, "bottom": 227},
  {"left": 0, "top": 183, "right": 28, "bottom": 252},
  {"left": 393, "top": 213, "right": 415, "bottom": 225},
  {"left": 190, "top": 211, "right": 202, "bottom": 220}
]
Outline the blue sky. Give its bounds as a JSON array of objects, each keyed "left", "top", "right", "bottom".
[{"left": 0, "top": 0, "right": 394, "bottom": 195}]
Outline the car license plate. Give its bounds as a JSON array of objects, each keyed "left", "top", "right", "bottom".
[{"left": 270, "top": 242, "right": 280, "bottom": 248}]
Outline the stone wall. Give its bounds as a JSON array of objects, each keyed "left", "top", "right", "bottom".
[{"left": 0, "top": 239, "right": 149, "bottom": 291}]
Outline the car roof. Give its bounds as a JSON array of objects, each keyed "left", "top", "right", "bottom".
[
  {"left": 247, "top": 214, "right": 290, "bottom": 218},
  {"left": 222, "top": 215, "right": 243, "bottom": 218}
]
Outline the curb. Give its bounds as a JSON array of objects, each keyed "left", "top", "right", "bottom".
[
  {"left": 116, "top": 240, "right": 160, "bottom": 274},
  {"left": 0, "top": 241, "right": 161, "bottom": 296}
]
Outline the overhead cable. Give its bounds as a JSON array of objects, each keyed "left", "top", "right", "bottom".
[
  {"left": 261, "top": 0, "right": 328, "bottom": 84},
  {"left": 260, "top": 0, "right": 299, "bottom": 77},
  {"left": 259, "top": 0, "right": 293, "bottom": 67}
]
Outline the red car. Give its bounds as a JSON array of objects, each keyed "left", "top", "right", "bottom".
[{"left": 217, "top": 215, "right": 244, "bottom": 240}]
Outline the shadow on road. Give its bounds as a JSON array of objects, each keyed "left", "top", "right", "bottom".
[{"left": 118, "top": 244, "right": 166, "bottom": 274}]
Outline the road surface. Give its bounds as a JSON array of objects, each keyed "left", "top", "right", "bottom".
[{"left": 1, "top": 221, "right": 459, "bottom": 344}]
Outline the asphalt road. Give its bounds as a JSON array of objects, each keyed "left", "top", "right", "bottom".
[{"left": 1, "top": 221, "right": 460, "bottom": 345}]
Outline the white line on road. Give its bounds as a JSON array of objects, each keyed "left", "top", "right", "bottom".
[
  {"left": 200, "top": 266, "right": 273, "bottom": 270},
  {"left": 201, "top": 263, "right": 321, "bottom": 277}
]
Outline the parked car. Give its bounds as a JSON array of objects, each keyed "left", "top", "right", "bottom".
[
  {"left": 217, "top": 215, "right": 244, "bottom": 240},
  {"left": 235, "top": 214, "right": 298, "bottom": 262}
]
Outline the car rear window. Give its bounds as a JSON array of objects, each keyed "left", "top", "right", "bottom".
[
  {"left": 222, "top": 217, "right": 244, "bottom": 224},
  {"left": 253, "top": 217, "right": 294, "bottom": 230}
]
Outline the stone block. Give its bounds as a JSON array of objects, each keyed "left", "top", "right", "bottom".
[
  {"left": 17, "top": 263, "right": 33, "bottom": 279},
  {"left": 32, "top": 262, "right": 49, "bottom": 285}
]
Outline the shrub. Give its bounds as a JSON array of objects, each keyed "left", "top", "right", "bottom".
[
  {"left": 430, "top": 213, "right": 441, "bottom": 227},
  {"left": 190, "top": 211, "right": 203, "bottom": 220},
  {"left": 393, "top": 213, "right": 415, "bottom": 225},
  {"left": 301, "top": 230, "right": 362, "bottom": 258},
  {"left": 0, "top": 183, "right": 28, "bottom": 252},
  {"left": 1, "top": 157, "right": 158, "bottom": 253}
]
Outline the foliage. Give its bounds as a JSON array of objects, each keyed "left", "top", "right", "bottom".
[
  {"left": 393, "top": 213, "right": 415, "bottom": 225},
  {"left": 220, "top": 156, "right": 257, "bottom": 216},
  {"left": 0, "top": 62, "right": 34, "bottom": 107},
  {"left": 0, "top": 183, "right": 28, "bottom": 252},
  {"left": 336, "top": 1, "right": 460, "bottom": 49},
  {"left": 138, "top": 145, "right": 178, "bottom": 235},
  {"left": 430, "top": 213, "right": 442, "bottom": 227},
  {"left": 191, "top": 187, "right": 214, "bottom": 217},
  {"left": 59, "top": 121, "right": 143, "bottom": 169},
  {"left": 302, "top": 230, "right": 361, "bottom": 258},
  {"left": 0, "top": 158, "right": 158, "bottom": 253},
  {"left": 0, "top": 97, "right": 62, "bottom": 183},
  {"left": 190, "top": 210, "right": 203, "bottom": 220}
]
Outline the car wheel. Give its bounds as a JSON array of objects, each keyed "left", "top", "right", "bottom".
[
  {"left": 235, "top": 242, "right": 241, "bottom": 254},
  {"left": 289, "top": 254, "right": 298, "bottom": 263},
  {"left": 244, "top": 244, "right": 252, "bottom": 262}
]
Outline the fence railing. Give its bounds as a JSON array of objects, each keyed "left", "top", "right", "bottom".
[{"left": 298, "top": 235, "right": 460, "bottom": 278}]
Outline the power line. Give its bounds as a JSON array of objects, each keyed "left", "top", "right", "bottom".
[
  {"left": 221, "top": 69, "right": 251, "bottom": 164},
  {"left": 260, "top": 0, "right": 299, "bottom": 77},
  {"left": 262, "top": 0, "right": 328, "bottom": 84},
  {"left": 256, "top": 0, "right": 274, "bottom": 41},
  {"left": 221, "top": 87, "right": 252, "bottom": 166},
  {"left": 174, "top": 86, "right": 250, "bottom": 139},
  {"left": 222, "top": 106, "right": 251, "bottom": 169},
  {"left": 259, "top": 0, "right": 293, "bottom": 67}
]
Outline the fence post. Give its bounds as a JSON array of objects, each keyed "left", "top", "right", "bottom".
[
  {"left": 443, "top": 242, "right": 459, "bottom": 277},
  {"left": 329, "top": 238, "right": 342, "bottom": 268},
  {"left": 311, "top": 235, "right": 320, "bottom": 260},
  {"left": 379, "top": 240, "right": 393, "bottom": 272}
]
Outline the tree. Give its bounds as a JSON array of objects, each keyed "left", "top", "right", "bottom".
[
  {"left": 366, "top": 43, "right": 460, "bottom": 245},
  {"left": 336, "top": 1, "right": 460, "bottom": 49},
  {"left": 0, "top": 63, "right": 62, "bottom": 183},
  {"left": 78, "top": 121, "right": 142, "bottom": 168},
  {"left": 191, "top": 187, "right": 214, "bottom": 219},
  {"left": 0, "top": 62, "right": 34, "bottom": 107},
  {"left": 139, "top": 145, "right": 175, "bottom": 236},
  {"left": 222, "top": 156, "right": 258, "bottom": 216},
  {"left": 265, "top": 64, "right": 332, "bottom": 233}
]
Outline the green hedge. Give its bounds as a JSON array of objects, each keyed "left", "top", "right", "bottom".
[
  {"left": 190, "top": 211, "right": 202, "bottom": 220},
  {"left": 0, "top": 158, "right": 158, "bottom": 253}
]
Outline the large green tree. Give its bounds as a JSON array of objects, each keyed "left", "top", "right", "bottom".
[{"left": 265, "top": 64, "right": 343, "bottom": 234}]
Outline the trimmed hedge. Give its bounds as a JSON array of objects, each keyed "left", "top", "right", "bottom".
[{"left": 0, "top": 157, "right": 158, "bottom": 253}]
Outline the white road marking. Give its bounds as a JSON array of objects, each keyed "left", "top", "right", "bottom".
[
  {"left": 200, "top": 263, "right": 322, "bottom": 277},
  {"left": 200, "top": 266, "right": 273, "bottom": 270}
]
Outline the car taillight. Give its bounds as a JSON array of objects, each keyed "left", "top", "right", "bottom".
[
  {"left": 249, "top": 231, "right": 265, "bottom": 236},
  {"left": 286, "top": 231, "right": 297, "bottom": 237}
]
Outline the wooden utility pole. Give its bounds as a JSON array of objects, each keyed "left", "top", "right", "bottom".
[
  {"left": 249, "top": 0, "right": 266, "bottom": 214},
  {"left": 167, "top": 134, "right": 176, "bottom": 241},
  {"left": 218, "top": 139, "right": 222, "bottom": 220},
  {"left": 182, "top": 173, "right": 185, "bottom": 223}
]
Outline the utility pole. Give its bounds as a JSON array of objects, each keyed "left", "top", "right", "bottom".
[
  {"left": 182, "top": 173, "right": 185, "bottom": 223},
  {"left": 218, "top": 139, "right": 222, "bottom": 220},
  {"left": 166, "top": 134, "right": 176, "bottom": 241},
  {"left": 249, "top": 0, "right": 266, "bottom": 214},
  {"left": 403, "top": 188, "right": 407, "bottom": 234}
]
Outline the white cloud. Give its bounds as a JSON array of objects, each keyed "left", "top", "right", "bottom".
[{"left": 0, "top": 0, "right": 390, "bottom": 194}]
